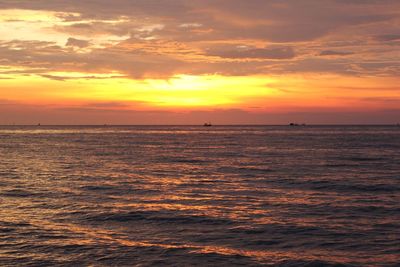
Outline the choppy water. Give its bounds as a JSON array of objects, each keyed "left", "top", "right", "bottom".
[{"left": 0, "top": 125, "right": 399, "bottom": 266}]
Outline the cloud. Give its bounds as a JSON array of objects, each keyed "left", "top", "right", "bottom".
[
  {"left": 319, "top": 50, "right": 354, "bottom": 56},
  {"left": 0, "top": 39, "right": 188, "bottom": 78},
  {"left": 85, "top": 102, "right": 132, "bottom": 108},
  {"left": 65, "top": 37, "right": 90, "bottom": 48},
  {"left": 208, "top": 47, "right": 296, "bottom": 60},
  {"left": 39, "top": 73, "right": 125, "bottom": 81},
  {"left": 374, "top": 34, "right": 400, "bottom": 42},
  {"left": 0, "top": 0, "right": 399, "bottom": 78}
]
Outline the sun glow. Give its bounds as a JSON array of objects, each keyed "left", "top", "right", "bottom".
[
  {"left": 0, "top": 73, "right": 276, "bottom": 109},
  {"left": 142, "top": 75, "right": 275, "bottom": 107},
  {"left": 2, "top": 71, "right": 400, "bottom": 113}
]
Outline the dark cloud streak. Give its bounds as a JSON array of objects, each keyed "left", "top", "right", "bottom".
[{"left": 0, "top": 0, "right": 399, "bottom": 77}]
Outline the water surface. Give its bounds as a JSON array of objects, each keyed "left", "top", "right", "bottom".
[{"left": 0, "top": 125, "right": 399, "bottom": 266}]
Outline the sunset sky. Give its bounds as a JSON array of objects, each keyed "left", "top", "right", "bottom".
[{"left": 0, "top": 0, "right": 399, "bottom": 124}]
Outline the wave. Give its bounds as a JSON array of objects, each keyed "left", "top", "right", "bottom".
[{"left": 85, "top": 211, "right": 234, "bottom": 226}]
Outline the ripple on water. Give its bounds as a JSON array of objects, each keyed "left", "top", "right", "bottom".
[{"left": 0, "top": 125, "right": 399, "bottom": 266}]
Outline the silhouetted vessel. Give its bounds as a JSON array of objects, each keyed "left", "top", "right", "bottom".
[
  {"left": 203, "top": 122, "right": 212, "bottom": 127},
  {"left": 289, "top": 123, "right": 306, "bottom": 127}
]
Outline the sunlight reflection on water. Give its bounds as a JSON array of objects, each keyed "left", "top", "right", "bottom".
[{"left": 0, "top": 125, "right": 399, "bottom": 266}]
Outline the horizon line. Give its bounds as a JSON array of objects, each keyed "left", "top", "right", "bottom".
[{"left": 0, "top": 124, "right": 399, "bottom": 127}]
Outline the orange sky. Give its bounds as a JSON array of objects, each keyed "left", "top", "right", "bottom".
[{"left": 1, "top": 1, "right": 400, "bottom": 124}]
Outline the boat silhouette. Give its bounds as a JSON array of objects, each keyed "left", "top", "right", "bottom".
[{"left": 289, "top": 123, "right": 306, "bottom": 126}]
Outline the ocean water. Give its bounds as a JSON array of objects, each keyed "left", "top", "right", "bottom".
[{"left": 0, "top": 125, "right": 399, "bottom": 266}]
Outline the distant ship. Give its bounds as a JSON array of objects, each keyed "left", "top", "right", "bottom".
[
  {"left": 203, "top": 122, "right": 212, "bottom": 127},
  {"left": 289, "top": 123, "right": 306, "bottom": 126}
]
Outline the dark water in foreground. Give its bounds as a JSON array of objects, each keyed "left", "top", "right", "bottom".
[{"left": 0, "top": 125, "right": 399, "bottom": 266}]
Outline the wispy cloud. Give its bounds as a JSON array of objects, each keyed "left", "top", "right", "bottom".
[
  {"left": 0, "top": 0, "right": 399, "bottom": 78},
  {"left": 1, "top": 0, "right": 400, "bottom": 123}
]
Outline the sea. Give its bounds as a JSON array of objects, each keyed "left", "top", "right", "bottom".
[{"left": 0, "top": 125, "right": 399, "bottom": 266}]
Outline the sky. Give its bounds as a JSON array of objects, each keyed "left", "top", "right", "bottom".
[{"left": 0, "top": 0, "right": 399, "bottom": 124}]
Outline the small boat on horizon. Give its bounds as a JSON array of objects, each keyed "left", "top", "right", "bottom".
[
  {"left": 203, "top": 122, "right": 212, "bottom": 127},
  {"left": 289, "top": 123, "right": 306, "bottom": 126}
]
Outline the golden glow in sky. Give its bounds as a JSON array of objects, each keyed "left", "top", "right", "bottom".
[{"left": 1, "top": 1, "right": 400, "bottom": 124}]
